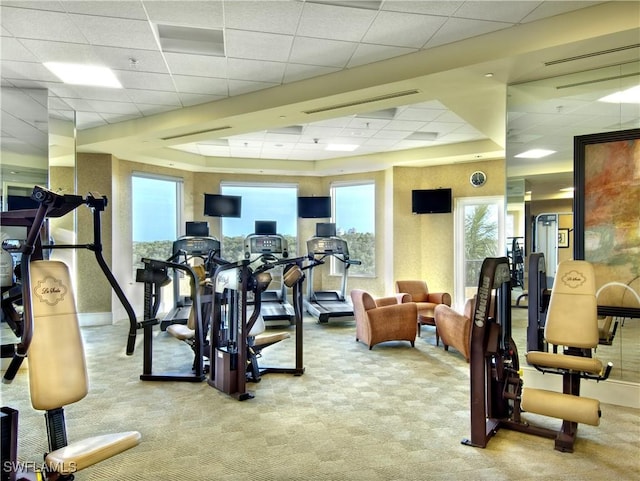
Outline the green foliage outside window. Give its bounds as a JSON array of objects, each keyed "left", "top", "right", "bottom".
[{"left": 465, "top": 204, "right": 498, "bottom": 286}]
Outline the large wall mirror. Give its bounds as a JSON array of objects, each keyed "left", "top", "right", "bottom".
[
  {"left": 0, "top": 87, "right": 49, "bottom": 208},
  {"left": 506, "top": 62, "right": 640, "bottom": 384},
  {"left": 1, "top": 87, "right": 76, "bottom": 268}
]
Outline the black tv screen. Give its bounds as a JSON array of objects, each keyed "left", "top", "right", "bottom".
[
  {"left": 411, "top": 188, "right": 452, "bottom": 214},
  {"left": 316, "top": 222, "right": 336, "bottom": 238},
  {"left": 298, "top": 196, "right": 331, "bottom": 218},
  {"left": 186, "top": 221, "right": 209, "bottom": 237},
  {"left": 254, "top": 220, "right": 277, "bottom": 235},
  {"left": 204, "top": 194, "right": 241, "bottom": 217}
]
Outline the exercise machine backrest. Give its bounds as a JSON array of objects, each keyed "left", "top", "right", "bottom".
[
  {"left": 545, "top": 260, "right": 598, "bottom": 349},
  {"left": 28, "top": 260, "right": 88, "bottom": 410}
]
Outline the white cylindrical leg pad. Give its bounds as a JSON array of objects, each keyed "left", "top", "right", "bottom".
[{"left": 521, "top": 388, "right": 600, "bottom": 426}]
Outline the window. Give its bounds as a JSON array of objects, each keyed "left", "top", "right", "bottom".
[
  {"left": 220, "top": 183, "right": 297, "bottom": 261},
  {"left": 132, "top": 174, "right": 182, "bottom": 270},
  {"left": 454, "top": 196, "right": 504, "bottom": 307},
  {"left": 331, "top": 182, "right": 375, "bottom": 276}
]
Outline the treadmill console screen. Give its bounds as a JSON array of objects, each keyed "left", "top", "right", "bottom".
[
  {"left": 308, "top": 238, "right": 348, "bottom": 255},
  {"left": 250, "top": 236, "right": 283, "bottom": 254},
  {"left": 173, "top": 236, "right": 221, "bottom": 256}
]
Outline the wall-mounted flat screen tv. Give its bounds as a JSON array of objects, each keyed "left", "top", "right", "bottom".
[
  {"left": 411, "top": 188, "right": 452, "bottom": 214},
  {"left": 254, "top": 220, "right": 277, "bottom": 235},
  {"left": 204, "top": 194, "right": 242, "bottom": 217},
  {"left": 298, "top": 196, "right": 331, "bottom": 218},
  {"left": 186, "top": 221, "right": 209, "bottom": 237},
  {"left": 316, "top": 222, "right": 336, "bottom": 238}
]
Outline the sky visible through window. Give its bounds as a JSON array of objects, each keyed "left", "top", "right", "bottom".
[
  {"left": 220, "top": 185, "right": 297, "bottom": 237},
  {"left": 334, "top": 183, "right": 374, "bottom": 234},
  {"left": 132, "top": 176, "right": 178, "bottom": 242}
]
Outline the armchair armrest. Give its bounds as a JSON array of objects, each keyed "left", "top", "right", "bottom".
[
  {"left": 375, "top": 294, "right": 410, "bottom": 307},
  {"left": 427, "top": 292, "right": 451, "bottom": 306}
]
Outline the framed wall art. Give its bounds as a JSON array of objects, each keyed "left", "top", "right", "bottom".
[{"left": 574, "top": 128, "right": 640, "bottom": 318}]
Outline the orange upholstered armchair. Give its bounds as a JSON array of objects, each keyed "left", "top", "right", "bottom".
[
  {"left": 350, "top": 289, "right": 417, "bottom": 350},
  {"left": 433, "top": 299, "right": 474, "bottom": 361},
  {"left": 434, "top": 295, "right": 495, "bottom": 362},
  {"left": 395, "top": 280, "right": 451, "bottom": 341}
]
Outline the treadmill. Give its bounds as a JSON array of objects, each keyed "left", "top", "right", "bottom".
[
  {"left": 243, "top": 221, "right": 296, "bottom": 325},
  {"left": 160, "top": 227, "right": 221, "bottom": 330},
  {"left": 304, "top": 223, "right": 360, "bottom": 323}
]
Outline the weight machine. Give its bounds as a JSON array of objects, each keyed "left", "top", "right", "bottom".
[
  {"left": 463, "top": 256, "right": 612, "bottom": 453},
  {"left": 208, "top": 255, "right": 306, "bottom": 400}
]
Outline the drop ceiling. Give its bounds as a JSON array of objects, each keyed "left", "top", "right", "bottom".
[{"left": 1, "top": 0, "right": 639, "bottom": 182}]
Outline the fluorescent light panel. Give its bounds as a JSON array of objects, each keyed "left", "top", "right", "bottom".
[
  {"left": 44, "top": 62, "right": 122, "bottom": 88},
  {"left": 598, "top": 85, "right": 640, "bottom": 103},
  {"left": 515, "top": 149, "right": 556, "bottom": 159}
]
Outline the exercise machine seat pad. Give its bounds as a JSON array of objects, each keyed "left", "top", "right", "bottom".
[
  {"left": 28, "top": 260, "right": 88, "bottom": 411},
  {"left": 544, "top": 260, "right": 598, "bottom": 349},
  {"left": 45, "top": 431, "right": 142, "bottom": 475},
  {"left": 521, "top": 388, "right": 600, "bottom": 426},
  {"left": 166, "top": 323, "right": 194, "bottom": 340},
  {"left": 525, "top": 351, "right": 603, "bottom": 376}
]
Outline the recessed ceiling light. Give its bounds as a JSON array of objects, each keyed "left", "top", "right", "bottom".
[
  {"left": 598, "top": 85, "right": 640, "bottom": 104},
  {"left": 514, "top": 149, "right": 556, "bottom": 159},
  {"left": 44, "top": 62, "right": 122, "bottom": 88},
  {"left": 326, "top": 143, "right": 358, "bottom": 152}
]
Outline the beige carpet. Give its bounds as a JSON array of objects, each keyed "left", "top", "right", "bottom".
[{"left": 2, "top": 312, "right": 639, "bottom": 481}]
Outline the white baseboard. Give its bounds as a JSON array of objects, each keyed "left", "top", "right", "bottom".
[
  {"left": 522, "top": 366, "right": 639, "bottom": 409},
  {"left": 78, "top": 312, "right": 113, "bottom": 327}
]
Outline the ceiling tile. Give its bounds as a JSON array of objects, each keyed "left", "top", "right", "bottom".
[
  {"left": 116, "top": 70, "right": 176, "bottom": 91},
  {"left": 164, "top": 52, "right": 228, "bottom": 77},
  {"left": 453, "top": 1, "right": 539, "bottom": 23},
  {"left": 143, "top": 0, "right": 224, "bottom": 30},
  {"left": 223, "top": 1, "right": 303, "bottom": 35},
  {"left": 172, "top": 75, "right": 228, "bottom": 96},
  {"left": 289, "top": 37, "right": 358, "bottom": 68},
  {"left": 127, "top": 89, "right": 182, "bottom": 106},
  {"left": 228, "top": 78, "right": 278, "bottom": 96},
  {"left": 347, "top": 43, "right": 416, "bottom": 68},
  {"left": 425, "top": 17, "right": 512, "bottom": 48},
  {"left": 61, "top": 0, "right": 148, "bottom": 19},
  {"left": 296, "top": 2, "right": 376, "bottom": 42},
  {"left": 1, "top": 6, "right": 86, "bottom": 43},
  {"left": 1, "top": 37, "right": 40, "bottom": 62},
  {"left": 225, "top": 30, "right": 294, "bottom": 63},
  {"left": 362, "top": 11, "right": 447, "bottom": 48},
  {"left": 69, "top": 14, "right": 158, "bottom": 50},
  {"left": 227, "top": 58, "right": 286, "bottom": 83},
  {"left": 282, "top": 63, "right": 341, "bottom": 83}
]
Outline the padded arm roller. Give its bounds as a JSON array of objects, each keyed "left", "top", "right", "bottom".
[
  {"left": 46, "top": 431, "right": 141, "bottom": 475},
  {"left": 521, "top": 388, "right": 600, "bottom": 426},
  {"left": 526, "top": 351, "right": 603, "bottom": 376}
]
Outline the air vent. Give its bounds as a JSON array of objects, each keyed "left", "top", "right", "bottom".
[
  {"left": 267, "top": 125, "right": 304, "bottom": 135},
  {"left": 157, "top": 24, "right": 224, "bottom": 56},
  {"left": 303, "top": 90, "right": 420, "bottom": 115},
  {"left": 545, "top": 44, "right": 640, "bottom": 66},
  {"left": 556, "top": 72, "right": 639, "bottom": 90},
  {"left": 161, "top": 126, "right": 231, "bottom": 141},
  {"left": 356, "top": 108, "right": 397, "bottom": 120},
  {"left": 405, "top": 132, "right": 438, "bottom": 141}
]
